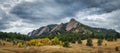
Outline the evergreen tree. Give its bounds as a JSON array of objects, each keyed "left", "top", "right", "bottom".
[
  {"left": 78, "top": 38, "right": 82, "bottom": 44},
  {"left": 71, "top": 39, "right": 76, "bottom": 44},
  {"left": 86, "top": 38, "right": 93, "bottom": 46},
  {"left": 91, "top": 32, "right": 95, "bottom": 38},
  {"left": 107, "top": 35, "right": 114, "bottom": 41},
  {"left": 97, "top": 39, "right": 103, "bottom": 46},
  {"left": 105, "top": 33, "right": 115, "bottom": 41},
  {"left": 114, "top": 34, "right": 117, "bottom": 41},
  {"left": 105, "top": 34, "right": 109, "bottom": 40}
]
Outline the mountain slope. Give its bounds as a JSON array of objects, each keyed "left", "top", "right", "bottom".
[{"left": 28, "top": 18, "right": 118, "bottom": 36}]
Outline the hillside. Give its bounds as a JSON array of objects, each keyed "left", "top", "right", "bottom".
[{"left": 28, "top": 18, "right": 118, "bottom": 36}]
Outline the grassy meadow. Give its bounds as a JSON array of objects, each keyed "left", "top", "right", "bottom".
[{"left": 0, "top": 39, "right": 120, "bottom": 53}]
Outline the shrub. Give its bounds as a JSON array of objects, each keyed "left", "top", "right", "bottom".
[
  {"left": 71, "top": 39, "right": 76, "bottom": 44},
  {"left": 51, "top": 37, "right": 59, "bottom": 45},
  {"left": 59, "top": 41, "right": 63, "bottom": 46},
  {"left": 97, "top": 39, "right": 103, "bottom": 46},
  {"left": 78, "top": 38, "right": 82, "bottom": 44},
  {"left": 63, "top": 41, "right": 70, "bottom": 47},
  {"left": 13, "top": 40, "right": 18, "bottom": 45},
  {"left": 36, "top": 42, "right": 43, "bottom": 46},
  {"left": 25, "top": 37, "right": 62, "bottom": 46},
  {"left": 17, "top": 43, "right": 23, "bottom": 47},
  {"left": 105, "top": 43, "right": 107, "bottom": 46},
  {"left": 3, "top": 43, "right": 5, "bottom": 46},
  {"left": 115, "top": 46, "right": 119, "bottom": 51},
  {"left": 86, "top": 38, "right": 93, "bottom": 46}
]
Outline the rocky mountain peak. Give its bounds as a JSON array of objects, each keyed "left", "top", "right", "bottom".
[
  {"left": 70, "top": 18, "right": 77, "bottom": 22},
  {"left": 66, "top": 18, "right": 78, "bottom": 31}
]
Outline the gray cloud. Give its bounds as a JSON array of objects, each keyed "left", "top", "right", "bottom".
[
  {"left": 76, "top": 9, "right": 120, "bottom": 32},
  {"left": 0, "top": 0, "right": 120, "bottom": 34},
  {"left": 10, "top": 0, "right": 88, "bottom": 23},
  {"left": 10, "top": 0, "right": 120, "bottom": 21},
  {"left": 0, "top": 9, "right": 13, "bottom": 30}
]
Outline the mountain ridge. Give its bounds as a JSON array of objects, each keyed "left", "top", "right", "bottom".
[{"left": 28, "top": 18, "right": 118, "bottom": 36}]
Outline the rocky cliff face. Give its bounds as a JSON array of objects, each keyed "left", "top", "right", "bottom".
[
  {"left": 28, "top": 18, "right": 118, "bottom": 36},
  {"left": 66, "top": 18, "right": 78, "bottom": 31},
  {"left": 28, "top": 24, "right": 57, "bottom": 36},
  {"left": 50, "top": 23, "right": 63, "bottom": 32}
]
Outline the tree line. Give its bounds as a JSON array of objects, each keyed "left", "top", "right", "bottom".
[{"left": 0, "top": 31, "right": 120, "bottom": 47}]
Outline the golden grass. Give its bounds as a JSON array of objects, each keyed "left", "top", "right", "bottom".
[
  {"left": 0, "top": 40, "right": 13, "bottom": 47},
  {"left": 0, "top": 39, "right": 120, "bottom": 53}
]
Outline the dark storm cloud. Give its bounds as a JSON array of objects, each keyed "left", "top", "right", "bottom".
[
  {"left": 10, "top": 0, "right": 120, "bottom": 23},
  {"left": 10, "top": 0, "right": 87, "bottom": 23},
  {"left": 0, "top": 0, "right": 120, "bottom": 33},
  {"left": 0, "top": 22, "right": 9, "bottom": 30},
  {"left": 55, "top": 0, "right": 120, "bottom": 12},
  {"left": 0, "top": 9, "right": 11, "bottom": 30}
]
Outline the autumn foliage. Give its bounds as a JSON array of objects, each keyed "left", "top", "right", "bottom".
[{"left": 24, "top": 37, "right": 63, "bottom": 46}]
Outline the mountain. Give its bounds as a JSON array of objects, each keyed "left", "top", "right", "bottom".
[{"left": 28, "top": 18, "right": 118, "bottom": 36}]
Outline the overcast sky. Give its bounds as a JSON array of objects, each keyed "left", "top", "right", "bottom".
[{"left": 0, "top": 0, "right": 120, "bottom": 34}]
